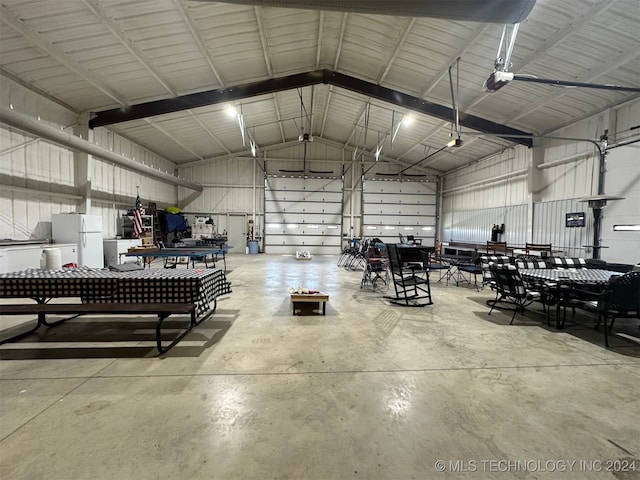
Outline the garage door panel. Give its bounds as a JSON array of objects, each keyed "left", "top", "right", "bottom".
[
  {"left": 265, "top": 200, "right": 342, "bottom": 214},
  {"left": 266, "top": 245, "right": 338, "bottom": 255},
  {"left": 366, "top": 215, "right": 436, "bottom": 225},
  {"left": 364, "top": 182, "right": 437, "bottom": 195},
  {"left": 266, "top": 177, "right": 340, "bottom": 191},
  {"left": 265, "top": 190, "right": 343, "bottom": 203},
  {"left": 363, "top": 204, "right": 437, "bottom": 216},
  {"left": 265, "top": 213, "right": 342, "bottom": 224},
  {"left": 363, "top": 180, "right": 437, "bottom": 240},
  {"left": 364, "top": 193, "right": 436, "bottom": 204},
  {"left": 267, "top": 234, "right": 341, "bottom": 245},
  {"left": 265, "top": 176, "right": 343, "bottom": 254}
]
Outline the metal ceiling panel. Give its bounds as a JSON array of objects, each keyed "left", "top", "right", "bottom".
[{"left": 1, "top": 0, "right": 638, "bottom": 174}]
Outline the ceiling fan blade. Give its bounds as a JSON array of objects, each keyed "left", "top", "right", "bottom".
[
  {"left": 201, "top": 0, "right": 537, "bottom": 24},
  {"left": 512, "top": 75, "right": 640, "bottom": 93}
]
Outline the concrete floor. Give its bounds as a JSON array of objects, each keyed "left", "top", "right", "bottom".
[{"left": 1, "top": 253, "right": 639, "bottom": 480}]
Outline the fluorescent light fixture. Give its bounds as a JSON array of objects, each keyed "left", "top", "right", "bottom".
[
  {"left": 327, "top": 225, "right": 339, "bottom": 229},
  {"left": 613, "top": 225, "right": 640, "bottom": 231},
  {"left": 287, "top": 224, "right": 299, "bottom": 229},
  {"left": 403, "top": 227, "right": 414, "bottom": 230},
  {"left": 402, "top": 116, "right": 414, "bottom": 126},
  {"left": 383, "top": 226, "right": 396, "bottom": 230},
  {"left": 226, "top": 106, "right": 238, "bottom": 118},
  {"left": 307, "top": 225, "right": 319, "bottom": 229},
  {"left": 366, "top": 226, "right": 377, "bottom": 230},
  {"left": 421, "top": 226, "right": 432, "bottom": 231},
  {"left": 266, "top": 224, "right": 280, "bottom": 229}
]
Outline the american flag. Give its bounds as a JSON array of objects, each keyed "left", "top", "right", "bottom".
[{"left": 133, "top": 193, "right": 145, "bottom": 237}]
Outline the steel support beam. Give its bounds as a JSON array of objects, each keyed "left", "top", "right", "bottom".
[
  {"left": 90, "top": 70, "right": 329, "bottom": 127},
  {"left": 327, "top": 71, "right": 532, "bottom": 147},
  {"left": 89, "top": 69, "right": 532, "bottom": 147}
]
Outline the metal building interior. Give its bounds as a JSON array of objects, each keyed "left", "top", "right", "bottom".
[{"left": 0, "top": 0, "right": 639, "bottom": 478}]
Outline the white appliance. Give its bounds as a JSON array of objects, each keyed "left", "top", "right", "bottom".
[
  {"left": 103, "top": 238, "right": 142, "bottom": 267},
  {"left": 52, "top": 214, "right": 104, "bottom": 268}
]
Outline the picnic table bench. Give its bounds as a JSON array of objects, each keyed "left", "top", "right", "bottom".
[{"left": 0, "top": 302, "right": 198, "bottom": 354}]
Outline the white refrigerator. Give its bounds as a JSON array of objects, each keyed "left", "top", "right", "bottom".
[{"left": 51, "top": 213, "right": 104, "bottom": 268}]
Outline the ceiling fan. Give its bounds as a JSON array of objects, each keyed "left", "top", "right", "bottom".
[
  {"left": 279, "top": 88, "right": 334, "bottom": 175},
  {"left": 483, "top": 24, "right": 640, "bottom": 93},
  {"left": 195, "top": 0, "right": 537, "bottom": 24}
]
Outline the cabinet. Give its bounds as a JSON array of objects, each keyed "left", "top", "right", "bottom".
[
  {"left": 103, "top": 239, "right": 142, "bottom": 267},
  {"left": 0, "top": 243, "right": 78, "bottom": 273},
  {"left": 121, "top": 215, "right": 153, "bottom": 240}
]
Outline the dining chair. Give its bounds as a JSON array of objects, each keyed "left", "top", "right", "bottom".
[
  {"left": 488, "top": 264, "right": 541, "bottom": 324},
  {"left": 482, "top": 255, "right": 512, "bottom": 288},
  {"left": 565, "top": 271, "right": 640, "bottom": 347},
  {"left": 550, "top": 257, "right": 587, "bottom": 269},
  {"left": 486, "top": 241, "right": 508, "bottom": 255},
  {"left": 421, "top": 250, "right": 450, "bottom": 283},
  {"left": 455, "top": 257, "right": 483, "bottom": 291},
  {"left": 361, "top": 242, "right": 389, "bottom": 291},
  {"left": 525, "top": 243, "right": 552, "bottom": 256}
]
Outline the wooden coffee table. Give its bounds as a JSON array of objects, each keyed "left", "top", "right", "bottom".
[{"left": 290, "top": 292, "right": 329, "bottom": 315}]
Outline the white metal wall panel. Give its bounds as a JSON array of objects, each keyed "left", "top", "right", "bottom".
[
  {"left": 504, "top": 205, "right": 528, "bottom": 247},
  {"left": 533, "top": 199, "right": 594, "bottom": 259},
  {"left": 0, "top": 78, "right": 180, "bottom": 240},
  {"left": 1, "top": 80, "right": 82, "bottom": 240},
  {"left": 442, "top": 205, "right": 527, "bottom": 246},
  {"left": 441, "top": 106, "right": 619, "bottom": 257},
  {"left": 599, "top": 145, "right": 640, "bottom": 264},
  {"left": 91, "top": 127, "right": 178, "bottom": 209},
  {"left": 362, "top": 180, "right": 437, "bottom": 245},
  {"left": 178, "top": 157, "right": 264, "bottom": 235},
  {"left": 264, "top": 177, "right": 343, "bottom": 255}
]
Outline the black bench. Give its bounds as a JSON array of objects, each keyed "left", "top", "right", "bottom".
[{"left": 0, "top": 302, "right": 198, "bottom": 354}]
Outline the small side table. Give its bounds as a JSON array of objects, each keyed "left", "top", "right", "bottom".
[{"left": 290, "top": 292, "right": 329, "bottom": 315}]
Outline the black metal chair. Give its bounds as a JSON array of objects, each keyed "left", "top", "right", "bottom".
[
  {"left": 361, "top": 242, "right": 389, "bottom": 291},
  {"left": 384, "top": 243, "right": 432, "bottom": 307},
  {"left": 565, "top": 271, "right": 640, "bottom": 347},
  {"left": 550, "top": 257, "right": 587, "bottom": 269},
  {"left": 488, "top": 264, "right": 541, "bottom": 324},
  {"left": 514, "top": 256, "right": 557, "bottom": 325},
  {"left": 482, "top": 255, "right": 512, "bottom": 285},
  {"left": 455, "top": 255, "right": 483, "bottom": 291},
  {"left": 421, "top": 249, "right": 450, "bottom": 283},
  {"left": 481, "top": 255, "right": 511, "bottom": 308}
]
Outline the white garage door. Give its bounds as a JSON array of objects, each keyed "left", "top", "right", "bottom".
[
  {"left": 264, "top": 177, "right": 343, "bottom": 255},
  {"left": 363, "top": 180, "right": 437, "bottom": 246}
]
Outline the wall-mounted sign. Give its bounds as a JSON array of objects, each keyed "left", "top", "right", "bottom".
[{"left": 566, "top": 212, "right": 586, "bottom": 227}]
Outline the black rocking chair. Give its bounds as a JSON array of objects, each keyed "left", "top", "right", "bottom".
[{"left": 384, "top": 243, "right": 432, "bottom": 307}]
